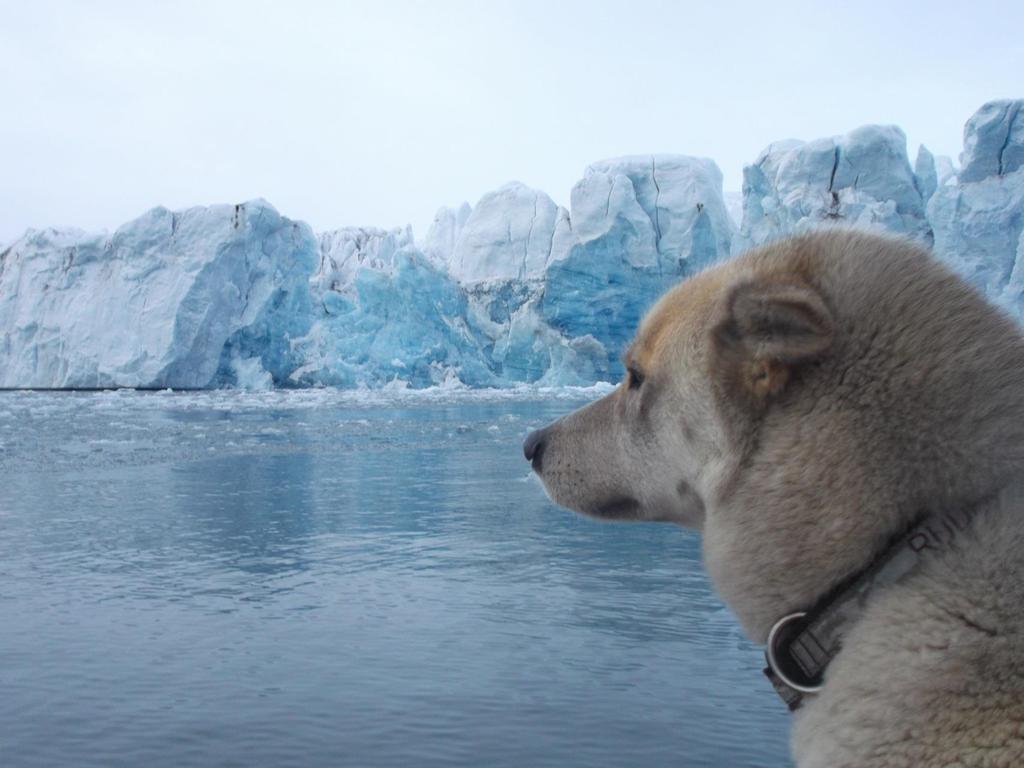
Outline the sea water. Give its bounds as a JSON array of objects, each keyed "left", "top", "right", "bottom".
[{"left": 0, "top": 389, "right": 791, "bottom": 767}]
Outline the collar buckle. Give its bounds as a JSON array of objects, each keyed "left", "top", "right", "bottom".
[{"left": 765, "top": 611, "right": 825, "bottom": 696}]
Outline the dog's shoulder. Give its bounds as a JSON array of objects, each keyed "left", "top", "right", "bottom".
[{"left": 794, "top": 485, "right": 1024, "bottom": 767}]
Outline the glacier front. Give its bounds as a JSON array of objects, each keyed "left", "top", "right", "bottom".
[
  {"left": 1, "top": 99, "right": 1022, "bottom": 389},
  {"left": 0, "top": 202, "right": 316, "bottom": 389},
  {"left": 928, "top": 100, "right": 1024, "bottom": 319}
]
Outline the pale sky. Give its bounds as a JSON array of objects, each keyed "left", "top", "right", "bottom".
[{"left": 1, "top": 0, "right": 1021, "bottom": 246}]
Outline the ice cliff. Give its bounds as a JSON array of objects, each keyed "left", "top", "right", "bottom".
[
  {"left": 928, "top": 100, "right": 1024, "bottom": 318},
  {"left": 1, "top": 100, "right": 1021, "bottom": 389},
  {"left": 735, "top": 125, "right": 932, "bottom": 251},
  {"left": 0, "top": 203, "right": 316, "bottom": 388},
  {"left": 540, "top": 157, "right": 731, "bottom": 377}
]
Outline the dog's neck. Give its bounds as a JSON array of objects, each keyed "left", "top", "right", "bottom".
[{"left": 763, "top": 498, "right": 993, "bottom": 711}]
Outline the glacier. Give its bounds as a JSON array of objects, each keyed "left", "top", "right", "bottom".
[
  {"left": 541, "top": 156, "right": 731, "bottom": 374},
  {"left": 0, "top": 203, "right": 316, "bottom": 389},
  {"left": 928, "top": 100, "right": 1024, "bottom": 318},
  {"left": 734, "top": 125, "right": 932, "bottom": 252},
  {"left": 1, "top": 99, "right": 1021, "bottom": 389}
]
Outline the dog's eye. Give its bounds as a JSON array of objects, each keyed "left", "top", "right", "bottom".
[{"left": 628, "top": 367, "right": 644, "bottom": 390}]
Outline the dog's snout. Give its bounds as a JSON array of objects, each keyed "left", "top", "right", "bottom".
[
  {"left": 523, "top": 427, "right": 548, "bottom": 471},
  {"left": 523, "top": 428, "right": 546, "bottom": 461}
]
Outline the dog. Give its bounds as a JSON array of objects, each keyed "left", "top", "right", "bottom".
[{"left": 523, "top": 229, "right": 1024, "bottom": 767}]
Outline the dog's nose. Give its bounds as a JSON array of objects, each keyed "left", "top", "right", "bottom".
[{"left": 523, "top": 428, "right": 548, "bottom": 471}]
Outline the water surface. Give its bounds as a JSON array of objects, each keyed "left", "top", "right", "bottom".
[{"left": 0, "top": 389, "right": 791, "bottom": 767}]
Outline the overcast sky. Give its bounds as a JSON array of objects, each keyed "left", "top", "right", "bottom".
[{"left": 1, "top": 0, "right": 1021, "bottom": 245}]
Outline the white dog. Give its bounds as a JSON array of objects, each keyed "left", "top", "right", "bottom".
[{"left": 524, "top": 229, "right": 1024, "bottom": 767}]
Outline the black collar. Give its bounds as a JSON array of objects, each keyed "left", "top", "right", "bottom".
[{"left": 763, "top": 503, "right": 984, "bottom": 711}]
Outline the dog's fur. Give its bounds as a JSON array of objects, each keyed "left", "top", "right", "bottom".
[{"left": 527, "top": 229, "right": 1024, "bottom": 766}]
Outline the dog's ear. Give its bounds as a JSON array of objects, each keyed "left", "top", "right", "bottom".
[{"left": 715, "top": 279, "right": 834, "bottom": 401}]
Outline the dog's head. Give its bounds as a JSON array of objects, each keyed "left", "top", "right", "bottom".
[
  {"left": 525, "top": 229, "right": 1024, "bottom": 638},
  {"left": 524, "top": 234, "right": 834, "bottom": 529}
]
